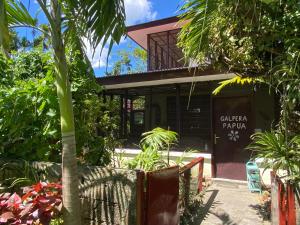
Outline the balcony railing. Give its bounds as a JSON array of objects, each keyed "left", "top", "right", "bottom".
[{"left": 147, "top": 29, "right": 184, "bottom": 71}]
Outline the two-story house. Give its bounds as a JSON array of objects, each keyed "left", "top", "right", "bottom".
[{"left": 97, "top": 16, "right": 277, "bottom": 181}]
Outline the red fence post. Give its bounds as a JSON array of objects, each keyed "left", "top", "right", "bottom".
[
  {"left": 198, "top": 158, "right": 204, "bottom": 192},
  {"left": 278, "top": 179, "right": 286, "bottom": 225},
  {"left": 287, "top": 183, "right": 296, "bottom": 225}
]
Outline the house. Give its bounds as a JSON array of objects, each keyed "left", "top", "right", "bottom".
[{"left": 97, "top": 16, "right": 278, "bottom": 181}]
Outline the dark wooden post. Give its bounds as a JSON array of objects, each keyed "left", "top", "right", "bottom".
[
  {"left": 124, "top": 90, "right": 128, "bottom": 137},
  {"left": 155, "top": 41, "right": 158, "bottom": 70},
  {"left": 176, "top": 84, "right": 181, "bottom": 137},
  {"left": 147, "top": 34, "right": 151, "bottom": 71},
  {"left": 160, "top": 47, "right": 164, "bottom": 69},
  {"left": 130, "top": 98, "right": 134, "bottom": 136},
  {"left": 119, "top": 95, "right": 124, "bottom": 138},
  {"left": 149, "top": 88, "right": 152, "bottom": 130},
  {"left": 167, "top": 31, "right": 170, "bottom": 68}
]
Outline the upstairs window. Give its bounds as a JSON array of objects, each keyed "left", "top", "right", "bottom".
[{"left": 148, "top": 29, "right": 185, "bottom": 71}]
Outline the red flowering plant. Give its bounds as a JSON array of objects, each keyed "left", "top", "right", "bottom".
[{"left": 0, "top": 182, "right": 62, "bottom": 225}]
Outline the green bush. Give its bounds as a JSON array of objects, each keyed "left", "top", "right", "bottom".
[{"left": 0, "top": 51, "right": 119, "bottom": 165}]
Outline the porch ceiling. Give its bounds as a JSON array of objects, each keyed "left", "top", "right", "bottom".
[{"left": 97, "top": 67, "right": 235, "bottom": 95}]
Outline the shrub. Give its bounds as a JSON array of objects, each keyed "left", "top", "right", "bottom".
[{"left": 0, "top": 182, "right": 62, "bottom": 225}]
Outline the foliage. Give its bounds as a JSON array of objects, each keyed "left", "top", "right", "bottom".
[
  {"left": 0, "top": 51, "right": 60, "bottom": 162},
  {"left": 140, "top": 127, "right": 178, "bottom": 151},
  {"left": 0, "top": 50, "right": 119, "bottom": 165},
  {"left": 128, "top": 127, "right": 178, "bottom": 171},
  {"left": 127, "top": 147, "right": 168, "bottom": 171},
  {"left": 0, "top": 160, "right": 39, "bottom": 193},
  {"left": 0, "top": 182, "right": 62, "bottom": 225},
  {"left": 178, "top": 0, "right": 300, "bottom": 77},
  {"left": 256, "top": 191, "right": 271, "bottom": 221},
  {"left": 247, "top": 131, "right": 300, "bottom": 183},
  {"left": 106, "top": 46, "right": 147, "bottom": 76},
  {"left": 212, "top": 75, "right": 264, "bottom": 95}
]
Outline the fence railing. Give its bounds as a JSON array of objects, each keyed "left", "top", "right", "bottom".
[{"left": 179, "top": 157, "right": 204, "bottom": 207}]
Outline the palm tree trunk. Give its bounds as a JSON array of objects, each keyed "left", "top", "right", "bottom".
[
  {"left": 0, "top": 0, "right": 10, "bottom": 58},
  {"left": 50, "top": 1, "right": 81, "bottom": 224}
]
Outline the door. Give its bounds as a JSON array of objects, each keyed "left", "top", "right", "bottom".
[{"left": 213, "top": 96, "right": 253, "bottom": 180}]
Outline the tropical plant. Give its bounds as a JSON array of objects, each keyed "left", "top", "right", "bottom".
[
  {"left": 0, "top": 160, "right": 39, "bottom": 193},
  {"left": 247, "top": 131, "right": 300, "bottom": 184},
  {"left": 128, "top": 127, "right": 178, "bottom": 171},
  {"left": 127, "top": 147, "right": 168, "bottom": 171},
  {"left": 178, "top": 0, "right": 300, "bottom": 76},
  {"left": 0, "top": 182, "right": 62, "bottom": 225},
  {"left": 212, "top": 75, "right": 264, "bottom": 95},
  {"left": 1, "top": 1, "right": 126, "bottom": 223}
]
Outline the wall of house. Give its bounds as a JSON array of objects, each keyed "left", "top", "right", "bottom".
[
  {"left": 145, "top": 83, "right": 276, "bottom": 138},
  {"left": 141, "top": 82, "right": 276, "bottom": 184}
]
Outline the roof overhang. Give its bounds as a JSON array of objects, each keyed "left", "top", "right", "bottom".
[
  {"left": 126, "top": 16, "right": 187, "bottom": 50},
  {"left": 97, "top": 68, "right": 235, "bottom": 90}
]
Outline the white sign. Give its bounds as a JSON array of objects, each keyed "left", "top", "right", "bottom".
[
  {"left": 220, "top": 115, "right": 247, "bottom": 130},
  {"left": 220, "top": 115, "right": 248, "bottom": 141}
]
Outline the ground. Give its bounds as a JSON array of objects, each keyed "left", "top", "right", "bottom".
[{"left": 182, "top": 180, "right": 271, "bottom": 225}]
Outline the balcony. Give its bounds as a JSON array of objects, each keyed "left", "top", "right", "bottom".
[{"left": 147, "top": 29, "right": 184, "bottom": 71}]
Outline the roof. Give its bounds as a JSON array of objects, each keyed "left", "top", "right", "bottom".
[
  {"left": 126, "top": 16, "right": 188, "bottom": 50},
  {"left": 97, "top": 67, "right": 235, "bottom": 91}
]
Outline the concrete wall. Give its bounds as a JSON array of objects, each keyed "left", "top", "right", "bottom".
[{"left": 114, "top": 148, "right": 212, "bottom": 179}]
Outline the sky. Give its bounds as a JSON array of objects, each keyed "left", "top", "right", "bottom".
[{"left": 16, "top": 0, "right": 182, "bottom": 77}]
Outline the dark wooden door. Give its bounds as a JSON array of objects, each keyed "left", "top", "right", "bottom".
[{"left": 213, "top": 96, "right": 253, "bottom": 180}]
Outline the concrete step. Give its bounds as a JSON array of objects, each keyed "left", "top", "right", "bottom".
[{"left": 210, "top": 178, "right": 249, "bottom": 190}]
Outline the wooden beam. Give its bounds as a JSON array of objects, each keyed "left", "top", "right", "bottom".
[
  {"left": 176, "top": 84, "right": 182, "bottom": 137},
  {"left": 130, "top": 98, "right": 134, "bottom": 136},
  {"left": 155, "top": 41, "right": 158, "bottom": 70},
  {"left": 147, "top": 34, "right": 150, "bottom": 71},
  {"left": 119, "top": 95, "right": 124, "bottom": 138},
  {"left": 149, "top": 88, "right": 153, "bottom": 130},
  {"left": 124, "top": 90, "right": 128, "bottom": 137}
]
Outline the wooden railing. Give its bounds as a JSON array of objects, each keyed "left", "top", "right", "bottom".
[{"left": 179, "top": 157, "right": 204, "bottom": 206}]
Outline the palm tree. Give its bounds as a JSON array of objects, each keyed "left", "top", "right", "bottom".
[{"left": 1, "top": 0, "right": 126, "bottom": 224}]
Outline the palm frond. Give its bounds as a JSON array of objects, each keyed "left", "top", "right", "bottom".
[
  {"left": 178, "top": 0, "right": 217, "bottom": 64},
  {"left": 65, "top": 0, "right": 126, "bottom": 59},
  {"left": 5, "top": 0, "right": 37, "bottom": 27},
  {"left": 212, "top": 75, "right": 264, "bottom": 95},
  {"left": 140, "top": 127, "right": 178, "bottom": 151}
]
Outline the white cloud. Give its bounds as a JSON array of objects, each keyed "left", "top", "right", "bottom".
[
  {"left": 83, "top": 38, "right": 109, "bottom": 69},
  {"left": 125, "top": 0, "right": 157, "bottom": 25},
  {"left": 84, "top": 0, "right": 157, "bottom": 69}
]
